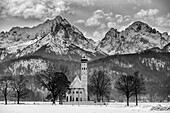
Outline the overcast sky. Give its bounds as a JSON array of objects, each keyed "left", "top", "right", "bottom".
[{"left": 0, "top": 0, "right": 170, "bottom": 41}]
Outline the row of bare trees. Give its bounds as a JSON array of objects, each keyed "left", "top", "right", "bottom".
[
  {"left": 0, "top": 63, "right": 70, "bottom": 105},
  {"left": 89, "top": 69, "right": 146, "bottom": 106},
  {"left": 0, "top": 62, "right": 145, "bottom": 106},
  {"left": 114, "top": 71, "right": 146, "bottom": 106},
  {"left": 0, "top": 75, "right": 28, "bottom": 105},
  {"left": 89, "top": 69, "right": 111, "bottom": 102},
  {"left": 36, "top": 64, "right": 70, "bottom": 104}
]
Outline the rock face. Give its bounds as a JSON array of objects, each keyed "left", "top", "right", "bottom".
[
  {"left": 0, "top": 16, "right": 106, "bottom": 62},
  {"left": 97, "top": 21, "right": 170, "bottom": 55}
]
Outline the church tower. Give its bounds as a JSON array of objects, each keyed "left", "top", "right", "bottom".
[{"left": 81, "top": 55, "right": 88, "bottom": 101}]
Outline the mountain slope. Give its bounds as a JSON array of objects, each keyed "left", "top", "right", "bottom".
[
  {"left": 97, "top": 21, "right": 170, "bottom": 55},
  {"left": 89, "top": 50, "right": 170, "bottom": 101},
  {"left": 0, "top": 17, "right": 170, "bottom": 101},
  {"left": 0, "top": 16, "right": 107, "bottom": 62}
]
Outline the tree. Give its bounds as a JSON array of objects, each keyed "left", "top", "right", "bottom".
[
  {"left": 89, "top": 69, "right": 111, "bottom": 102},
  {"left": 0, "top": 75, "right": 12, "bottom": 105},
  {"left": 59, "top": 64, "right": 70, "bottom": 76},
  {"left": 36, "top": 68, "right": 70, "bottom": 104},
  {"left": 11, "top": 75, "right": 29, "bottom": 104},
  {"left": 114, "top": 74, "right": 134, "bottom": 106},
  {"left": 132, "top": 71, "right": 146, "bottom": 106}
]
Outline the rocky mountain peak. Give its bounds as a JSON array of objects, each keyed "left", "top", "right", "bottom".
[
  {"left": 54, "top": 15, "right": 63, "bottom": 22},
  {"left": 126, "top": 21, "right": 153, "bottom": 33},
  {"left": 53, "top": 15, "right": 70, "bottom": 26},
  {"left": 106, "top": 28, "right": 118, "bottom": 35},
  {"left": 0, "top": 16, "right": 106, "bottom": 62},
  {"left": 97, "top": 20, "right": 170, "bottom": 55},
  {"left": 101, "top": 28, "right": 119, "bottom": 41}
]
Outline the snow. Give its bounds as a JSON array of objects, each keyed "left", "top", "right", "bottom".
[
  {"left": 0, "top": 102, "right": 169, "bottom": 113},
  {"left": 6, "top": 39, "right": 38, "bottom": 54}
]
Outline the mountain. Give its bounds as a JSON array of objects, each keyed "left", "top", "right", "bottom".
[
  {"left": 0, "top": 16, "right": 170, "bottom": 101},
  {"left": 0, "top": 16, "right": 106, "bottom": 62},
  {"left": 97, "top": 21, "right": 170, "bottom": 55}
]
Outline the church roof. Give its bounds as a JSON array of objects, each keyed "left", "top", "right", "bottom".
[{"left": 70, "top": 76, "right": 84, "bottom": 89}]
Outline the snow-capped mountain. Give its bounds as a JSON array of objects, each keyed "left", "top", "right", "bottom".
[
  {"left": 97, "top": 21, "right": 170, "bottom": 55},
  {"left": 0, "top": 16, "right": 170, "bottom": 101},
  {"left": 0, "top": 16, "right": 106, "bottom": 61}
]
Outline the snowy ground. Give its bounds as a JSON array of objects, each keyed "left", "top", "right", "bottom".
[{"left": 0, "top": 101, "right": 169, "bottom": 113}]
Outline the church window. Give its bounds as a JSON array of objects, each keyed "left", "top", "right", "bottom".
[
  {"left": 66, "top": 96, "right": 68, "bottom": 101},
  {"left": 70, "top": 96, "right": 72, "bottom": 101},
  {"left": 73, "top": 91, "right": 75, "bottom": 94},
  {"left": 80, "top": 98, "right": 82, "bottom": 101},
  {"left": 76, "top": 97, "right": 78, "bottom": 101},
  {"left": 80, "top": 91, "right": 82, "bottom": 94},
  {"left": 76, "top": 91, "right": 78, "bottom": 94}
]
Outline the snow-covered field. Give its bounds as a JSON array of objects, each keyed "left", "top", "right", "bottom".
[{"left": 0, "top": 101, "right": 169, "bottom": 113}]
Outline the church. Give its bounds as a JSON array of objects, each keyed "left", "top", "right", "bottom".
[{"left": 66, "top": 55, "right": 88, "bottom": 102}]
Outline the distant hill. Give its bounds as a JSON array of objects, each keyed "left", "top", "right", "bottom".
[{"left": 89, "top": 50, "right": 170, "bottom": 101}]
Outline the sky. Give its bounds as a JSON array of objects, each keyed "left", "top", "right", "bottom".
[{"left": 0, "top": 0, "right": 170, "bottom": 41}]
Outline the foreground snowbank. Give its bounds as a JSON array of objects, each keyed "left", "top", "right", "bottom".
[
  {"left": 151, "top": 104, "right": 170, "bottom": 111},
  {"left": 0, "top": 102, "right": 170, "bottom": 113}
]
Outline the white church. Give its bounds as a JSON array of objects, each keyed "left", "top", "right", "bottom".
[{"left": 66, "top": 55, "right": 88, "bottom": 102}]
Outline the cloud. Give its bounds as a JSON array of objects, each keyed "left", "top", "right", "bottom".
[
  {"left": 0, "top": 0, "right": 71, "bottom": 20},
  {"left": 134, "top": 9, "right": 170, "bottom": 27},
  {"left": 67, "top": 0, "right": 94, "bottom": 6},
  {"left": 107, "top": 22, "right": 116, "bottom": 28},
  {"left": 99, "top": 24, "right": 107, "bottom": 29},
  {"left": 85, "top": 9, "right": 113, "bottom": 26},
  {"left": 128, "top": 0, "right": 152, "bottom": 5},
  {"left": 74, "top": 19, "right": 85, "bottom": 24},
  {"left": 124, "top": 15, "right": 131, "bottom": 22},
  {"left": 156, "top": 13, "right": 170, "bottom": 27},
  {"left": 115, "top": 14, "right": 123, "bottom": 23},
  {"left": 85, "top": 16, "right": 101, "bottom": 26},
  {"left": 134, "top": 9, "right": 159, "bottom": 18},
  {"left": 106, "top": 14, "right": 131, "bottom": 29},
  {"left": 92, "top": 30, "right": 106, "bottom": 41}
]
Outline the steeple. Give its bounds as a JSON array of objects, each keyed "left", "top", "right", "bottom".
[{"left": 81, "top": 54, "right": 88, "bottom": 101}]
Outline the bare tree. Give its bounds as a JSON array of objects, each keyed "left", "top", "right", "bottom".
[
  {"left": 0, "top": 75, "right": 12, "bottom": 105},
  {"left": 133, "top": 71, "right": 146, "bottom": 106},
  {"left": 11, "top": 75, "right": 29, "bottom": 104},
  {"left": 36, "top": 67, "right": 70, "bottom": 104},
  {"left": 59, "top": 64, "right": 70, "bottom": 76},
  {"left": 114, "top": 74, "right": 134, "bottom": 106},
  {"left": 89, "top": 69, "right": 111, "bottom": 102}
]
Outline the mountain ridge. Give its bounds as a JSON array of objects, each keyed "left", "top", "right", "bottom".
[
  {"left": 0, "top": 16, "right": 170, "bottom": 101},
  {"left": 97, "top": 21, "right": 170, "bottom": 55},
  {"left": 0, "top": 16, "right": 106, "bottom": 62}
]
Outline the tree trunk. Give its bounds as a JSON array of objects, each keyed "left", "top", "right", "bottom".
[
  {"left": 127, "top": 97, "right": 129, "bottom": 106},
  {"left": 17, "top": 91, "right": 20, "bottom": 104},
  {"left": 4, "top": 87, "right": 7, "bottom": 105},
  {"left": 96, "top": 93, "right": 99, "bottom": 102},
  {"left": 102, "top": 95, "right": 103, "bottom": 102},
  {"left": 135, "top": 93, "right": 138, "bottom": 106},
  {"left": 52, "top": 95, "right": 56, "bottom": 104},
  {"left": 52, "top": 98, "right": 55, "bottom": 104},
  {"left": 4, "top": 93, "right": 7, "bottom": 105},
  {"left": 59, "top": 94, "right": 63, "bottom": 105}
]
